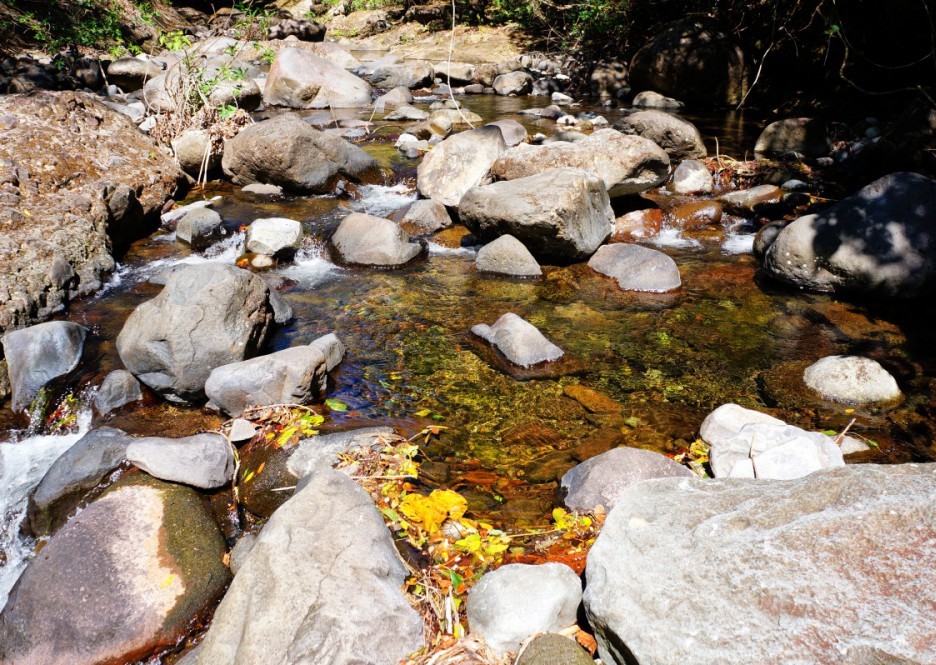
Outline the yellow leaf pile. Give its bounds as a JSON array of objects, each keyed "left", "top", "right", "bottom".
[{"left": 399, "top": 490, "right": 467, "bottom": 534}]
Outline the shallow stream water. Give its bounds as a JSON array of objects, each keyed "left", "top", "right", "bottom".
[{"left": 1, "top": 91, "right": 933, "bottom": 606}]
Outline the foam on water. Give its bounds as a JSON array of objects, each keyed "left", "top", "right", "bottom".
[
  {"left": 134, "top": 231, "right": 246, "bottom": 283},
  {"left": 0, "top": 408, "right": 92, "bottom": 607},
  {"left": 427, "top": 242, "right": 478, "bottom": 257},
  {"left": 647, "top": 227, "right": 702, "bottom": 250},
  {"left": 351, "top": 184, "right": 416, "bottom": 219},
  {"left": 722, "top": 233, "right": 756, "bottom": 255},
  {"left": 278, "top": 245, "right": 340, "bottom": 288}
]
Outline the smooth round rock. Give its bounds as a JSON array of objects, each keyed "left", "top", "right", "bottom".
[{"left": 803, "top": 356, "right": 900, "bottom": 403}]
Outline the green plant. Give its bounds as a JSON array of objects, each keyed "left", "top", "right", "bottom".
[
  {"left": 159, "top": 29, "right": 192, "bottom": 52},
  {"left": 257, "top": 46, "right": 276, "bottom": 65},
  {"left": 217, "top": 104, "right": 240, "bottom": 120}
]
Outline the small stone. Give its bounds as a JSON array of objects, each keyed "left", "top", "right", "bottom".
[
  {"left": 803, "top": 355, "right": 900, "bottom": 403},
  {"left": 242, "top": 183, "right": 283, "bottom": 196},
  {"left": 229, "top": 419, "right": 258, "bottom": 442},
  {"left": 588, "top": 243, "right": 681, "bottom": 292},
  {"left": 563, "top": 385, "right": 621, "bottom": 413},
  {"left": 471, "top": 313, "right": 564, "bottom": 368},
  {"left": 475, "top": 235, "right": 542, "bottom": 277},
  {"left": 127, "top": 433, "right": 235, "bottom": 489},
  {"left": 669, "top": 159, "right": 713, "bottom": 194},
  {"left": 94, "top": 369, "right": 143, "bottom": 415}
]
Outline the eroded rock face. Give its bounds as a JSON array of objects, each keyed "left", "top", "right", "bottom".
[
  {"left": 584, "top": 464, "right": 936, "bottom": 665},
  {"left": 490, "top": 129, "right": 669, "bottom": 197},
  {"left": 264, "top": 47, "right": 372, "bottom": 108},
  {"left": 763, "top": 172, "right": 936, "bottom": 298},
  {"left": 0, "top": 92, "right": 182, "bottom": 335},
  {"left": 195, "top": 468, "right": 425, "bottom": 665},
  {"left": 1, "top": 476, "right": 230, "bottom": 665}
]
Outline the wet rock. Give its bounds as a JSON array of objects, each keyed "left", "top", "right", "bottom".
[
  {"left": 476, "top": 235, "right": 542, "bottom": 277},
  {"left": 629, "top": 17, "right": 748, "bottom": 106},
  {"left": 370, "top": 61, "right": 433, "bottom": 89},
  {"left": 669, "top": 200, "right": 722, "bottom": 229},
  {"left": 117, "top": 264, "right": 278, "bottom": 402},
  {"left": 222, "top": 115, "right": 377, "bottom": 194},
  {"left": 171, "top": 129, "right": 221, "bottom": 179},
  {"left": 374, "top": 85, "right": 414, "bottom": 108},
  {"left": 563, "top": 385, "right": 622, "bottom": 413},
  {"left": 246, "top": 217, "right": 303, "bottom": 259},
  {"left": 486, "top": 119, "right": 529, "bottom": 147},
  {"left": 176, "top": 208, "right": 224, "bottom": 250},
  {"left": 588, "top": 244, "right": 681, "bottom": 292},
  {"left": 516, "top": 633, "right": 593, "bottom": 665},
  {"left": 127, "top": 433, "right": 234, "bottom": 489},
  {"left": 717, "top": 184, "right": 783, "bottom": 215},
  {"left": 471, "top": 313, "right": 564, "bottom": 368},
  {"left": 466, "top": 562, "right": 582, "bottom": 655},
  {"left": 94, "top": 369, "right": 143, "bottom": 415},
  {"left": 763, "top": 172, "right": 936, "bottom": 298},
  {"left": 572, "top": 428, "right": 625, "bottom": 462},
  {"left": 755, "top": 117, "right": 830, "bottom": 157},
  {"left": 460, "top": 168, "right": 613, "bottom": 261},
  {"left": 803, "top": 355, "right": 900, "bottom": 404},
  {"left": 416, "top": 125, "right": 506, "bottom": 207},
  {"left": 753, "top": 220, "right": 786, "bottom": 258},
  {"left": 493, "top": 71, "right": 533, "bottom": 96},
  {"left": 196, "top": 468, "right": 425, "bottom": 664},
  {"left": 668, "top": 159, "right": 714, "bottom": 194},
  {"left": 205, "top": 337, "right": 343, "bottom": 417},
  {"left": 106, "top": 56, "right": 166, "bottom": 92},
  {"left": 1, "top": 476, "right": 230, "bottom": 665},
  {"left": 287, "top": 426, "right": 395, "bottom": 476},
  {"left": 611, "top": 208, "right": 662, "bottom": 241},
  {"left": 562, "top": 446, "right": 692, "bottom": 511},
  {"left": 242, "top": 183, "right": 283, "bottom": 196},
  {"left": 699, "top": 403, "right": 785, "bottom": 446},
  {"left": 398, "top": 199, "right": 452, "bottom": 234},
  {"left": 27, "top": 427, "right": 132, "bottom": 537},
  {"left": 332, "top": 212, "right": 423, "bottom": 266},
  {"left": 584, "top": 464, "right": 936, "bottom": 665},
  {"left": 615, "top": 110, "right": 706, "bottom": 160},
  {"left": 710, "top": 422, "right": 844, "bottom": 479},
  {"left": 632, "top": 90, "right": 683, "bottom": 109},
  {"left": 1, "top": 321, "right": 87, "bottom": 413},
  {"left": 264, "top": 47, "right": 372, "bottom": 108},
  {"left": 491, "top": 129, "right": 670, "bottom": 197}
]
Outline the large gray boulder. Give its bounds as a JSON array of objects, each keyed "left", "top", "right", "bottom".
[
  {"left": 331, "top": 213, "right": 422, "bottom": 266},
  {"left": 491, "top": 129, "right": 669, "bottom": 197},
  {"left": 27, "top": 427, "right": 133, "bottom": 537},
  {"left": 584, "top": 464, "right": 936, "bottom": 665},
  {"left": 471, "top": 313, "right": 563, "bottom": 368},
  {"left": 561, "top": 446, "right": 692, "bottom": 512},
  {"left": 475, "top": 235, "right": 542, "bottom": 277},
  {"left": 1, "top": 476, "right": 230, "bottom": 665},
  {"left": 615, "top": 109, "right": 706, "bottom": 160},
  {"left": 93, "top": 369, "right": 143, "bottom": 415},
  {"left": 222, "top": 115, "right": 377, "bottom": 194},
  {"left": 588, "top": 243, "right": 681, "bottom": 292},
  {"left": 755, "top": 117, "right": 830, "bottom": 156},
  {"left": 176, "top": 207, "right": 224, "bottom": 250},
  {"left": 709, "top": 422, "right": 844, "bottom": 479},
  {"left": 264, "top": 47, "right": 372, "bottom": 108},
  {"left": 370, "top": 61, "right": 434, "bottom": 89},
  {"left": 116, "top": 264, "right": 278, "bottom": 402},
  {"left": 246, "top": 217, "right": 303, "bottom": 259},
  {"left": 459, "top": 168, "right": 613, "bottom": 261},
  {"left": 126, "top": 433, "right": 234, "bottom": 489},
  {"left": 205, "top": 335, "right": 345, "bottom": 417},
  {"left": 467, "top": 562, "right": 582, "bottom": 655},
  {"left": 416, "top": 126, "right": 507, "bottom": 207},
  {"left": 1, "top": 321, "right": 87, "bottom": 413},
  {"left": 763, "top": 172, "right": 936, "bottom": 298},
  {"left": 195, "top": 468, "right": 425, "bottom": 664},
  {"left": 493, "top": 71, "right": 533, "bottom": 96},
  {"left": 803, "top": 355, "right": 901, "bottom": 403}
]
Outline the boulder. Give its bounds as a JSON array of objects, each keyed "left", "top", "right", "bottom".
[
  {"left": 172, "top": 129, "right": 221, "bottom": 178},
  {"left": 755, "top": 117, "right": 830, "bottom": 156},
  {"left": 486, "top": 119, "right": 528, "bottom": 147},
  {"left": 699, "top": 403, "right": 785, "bottom": 447},
  {"left": 416, "top": 126, "right": 507, "bottom": 207},
  {"left": 222, "top": 115, "right": 377, "bottom": 194},
  {"left": 205, "top": 337, "right": 344, "bottom": 417},
  {"left": 433, "top": 61, "right": 475, "bottom": 85},
  {"left": 373, "top": 86, "right": 414, "bottom": 111},
  {"left": 763, "top": 172, "right": 936, "bottom": 298},
  {"left": 561, "top": 446, "right": 693, "bottom": 512},
  {"left": 803, "top": 355, "right": 901, "bottom": 403},
  {"left": 116, "top": 264, "right": 278, "bottom": 402},
  {"left": 93, "top": 369, "right": 143, "bottom": 415},
  {"left": 466, "top": 562, "right": 582, "bottom": 655},
  {"left": 710, "top": 422, "right": 844, "bottom": 479},
  {"left": 629, "top": 17, "right": 748, "bottom": 106},
  {"left": 385, "top": 104, "right": 429, "bottom": 121},
  {"left": 459, "top": 168, "right": 613, "bottom": 261},
  {"left": 195, "top": 468, "right": 425, "bottom": 664},
  {"left": 264, "top": 47, "right": 372, "bottom": 108},
  {"left": 471, "top": 313, "right": 564, "bottom": 368},
  {"left": 615, "top": 110, "right": 706, "bottom": 161},
  {"left": 753, "top": 220, "right": 786, "bottom": 258},
  {"left": 1, "top": 321, "right": 87, "bottom": 413},
  {"left": 516, "top": 634, "right": 593, "bottom": 665},
  {"left": 476, "top": 235, "right": 542, "bottom": 277},
  {"left": 331, "top": 213, "right": 422, "bottom": 266},
  {"left": 491, "top": 129, "right": 669, "bottom": 197},
  {"left": 287, "top": 427, "right": 395, "bottom": 477},
  {"left": 668, "top": 159, "right": 714, "bottom": 194},
  {"left": 370, "top": 61, "right": 433, "bottom": 89},
  {"left": 398, "top": 199, "right": 452, "bottom": 234},
  {"left": 588, "top": 244, "right": 681, "bottom": 292},
  {"left": 632, "top": 90, "right": 683, "bottom": 109},
  {"left": 246, "top": 217, "right": 303, "bottom": 259},
  {"left": 27, "top": 427, "right": 132, "bottom": 537},
  {"left": 0, "top": 476, "right": 230, "bottom": 665},
  {"left": 126, "top": 433, "right": 234, "bottom": 489},
  {"left": 106, "top": 56, "right": 165, "bottom": 92},
  {"left": 309, "top": 333, "right": 346, "bottom": 373},
  {"left": 493, "top": 71, "right": 533, "bottom": 96},
  {"left": 176, "top": 208, "right": 224, "bottom": 250},
  {"left": 716, "top": 184, "right": 784, "bottom": 215},
  {"left": 584, "top": 464, "right": 936, "bottom": 665}
]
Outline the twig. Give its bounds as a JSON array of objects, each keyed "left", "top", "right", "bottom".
[{"left": 834, "top": 418, "right": 857, "bottom": 445}]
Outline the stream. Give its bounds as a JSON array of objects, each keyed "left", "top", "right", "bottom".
[{"left": 0, "top": 89, "right": 931, "bottom": 609}]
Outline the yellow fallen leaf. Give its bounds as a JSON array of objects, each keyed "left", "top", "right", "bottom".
[
  {"left": 398, "top": 490, "right": 467, "bottom": 534},
  {"left": 160, "top": 574, "right": 176, "bottom": 588}
]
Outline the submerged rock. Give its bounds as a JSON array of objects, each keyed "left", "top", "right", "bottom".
[
  {"left": 1, "top": 321, "right": 87, "bottom": 414},
  {"left": 126, "top": 433, "right": 234, "bottom": 489},
  {"left": 588, "top": 244, "right": 681, "bottom": 292},
  {"left": 264, "top": 47, "right": 372, "bottom": 108},
  {"left": 331, "top": 213, "right": 423, "bottom": 266},
  {"left": 466, "top": 562, "right": 582, "bottom": 655},
  {"left": 1, "top": 476, "right": 230, "bottom": 665},
  {"left": 471, "top": 313, "right": 564, "bottom": 368},
  {"left": 459, "top": 168, "right": 613, "bottom": 261},
  {"left": 584, "top": 464, "right": 936, "bottom": 665},
  {"left": 615, "top": 109, "right": 706, "bottom": 160},
  {"left": 475, "top": 235, "right": 542, "bottom": 277},
  {"left": 803, "top": 355, "right": 900, "bottom": 403},
  {"left": 93, "top": 369, "right": 143, "bottom": 415},
  {"left": 195, "top": 468, "right": 425, "bottom": 664},
  {"left": 416, "top": 126, "right": 507, "bottom": 207}
]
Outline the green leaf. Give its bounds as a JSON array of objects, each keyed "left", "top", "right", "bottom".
[
  {"left": 325, "top": 398, "right": 348, "bottom": 412},
  {"left": 821, "top": 429, "right": 838, "bottom": 436}
]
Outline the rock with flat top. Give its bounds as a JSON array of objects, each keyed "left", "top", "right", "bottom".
[
  {"left": 331, "top": 213, "right": 423, "bottom": 266},
  {"left": 471, "top": 313, "right": 563, "bottom": 368},
  {"left": 127, "top": 433, "right": 234, "bottom": 489},
  {"left": 588, "top": 243, "right": 681, "bottom": 292}
]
